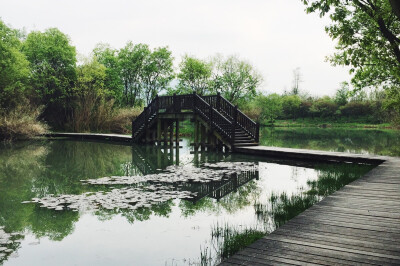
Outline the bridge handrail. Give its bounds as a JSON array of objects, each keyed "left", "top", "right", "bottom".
[{"left": 132, "top": 93, "right": 259, "bottom": 143}]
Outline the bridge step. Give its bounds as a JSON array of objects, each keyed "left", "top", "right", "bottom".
[
  {"left": 132, "top": 94, "right": 259, "bottom": 147},
  {"left": 233, "top": 143, "right": 259, "bottom": 147}
]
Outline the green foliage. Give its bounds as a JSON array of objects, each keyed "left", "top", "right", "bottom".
[
  {"left": 0, "top": 20, "right": 30, "bottom": 111},
  {"left": 211, "top": 55, "right": 262, "bottom": 104},
  {"left": 141, "top": 46, "right": 174, "bottom": 104},
  {"left": 118, "top": 43, "right": 174, "bottom": 106},
  {"left": 211, "top": 224, "right": 265, "bottom": 259},
  {"left": 118, "top": 42, "right": 150, "bottom": 107},
  {"left": 259, "top": 94, "right": 283, "bottom": 124},
  {"left": 93, "top": 43, "right": 124, "bottom": 102},
  {"left": 282, "top": 95, "right": 302, "bottom": 120},
  {"left": 75, "top": 57, "right": 107, "bottom": 96},
  {"left": 309, "top": 96, "right": 337, "bottom": 118},
  {"left": 302, "top": 0, "right": 400, "bottom": 124},
  {"left": 334, "top": 82, "right": 349, "bottom": 106},
  {"left": 22, "top": 28, "right": 77, "bottom": 125},
  {"left": 176, "top": 55, "right": 212, "bottom": 95}
]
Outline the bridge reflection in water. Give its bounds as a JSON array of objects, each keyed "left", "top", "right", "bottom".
[{"left": 130, "top": 143, "right": 259, "bottom": 202}]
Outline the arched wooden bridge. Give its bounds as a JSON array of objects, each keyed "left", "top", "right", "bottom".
[{"left": 131, "top": 93, "right": 260, "bottom": 150}]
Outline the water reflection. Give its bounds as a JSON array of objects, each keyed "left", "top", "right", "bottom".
[
  {"left": 0, "top": 140, "right": 374, "bottom": 265},
  {"left": 260, "top": 127, "right": 400, "bottom": 156}
]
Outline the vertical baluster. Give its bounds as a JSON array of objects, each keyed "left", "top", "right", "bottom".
[
  {"left": 256, "top": 122, "right": 260, "bottom": 143},
  {"left": 216, "top": 92, "right": 221, "bottom": 111},
  {"left": 231, "top": 106, "right": 238, "bottom": 145},
  {"left": 193, "top": 92, "right": 197, "bottom": 113}
]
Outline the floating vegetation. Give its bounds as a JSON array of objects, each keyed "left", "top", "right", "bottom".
[
  {"left": 25, "top": 162, "right": 257, "bottom": 212},
  {"left": 83, "top": 162, "right": 257, "bottom": 185},
  {"left": 0, "top": 227, "right": 23, "bottom": 261},
  {"left": 25, "top": 185, "right": 196, "bottom": 212}
]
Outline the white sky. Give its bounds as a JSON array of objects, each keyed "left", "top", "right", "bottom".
[{"left": 0, "top": 0, "right": 350, "bottom": 96}]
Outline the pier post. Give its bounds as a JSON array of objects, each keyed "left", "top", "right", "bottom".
[
  {"left": 157, "top": 119, "right": 161, "bottom": 146},
  {"left": 175, "top": 120, "right": 179, "bottom": 145}
]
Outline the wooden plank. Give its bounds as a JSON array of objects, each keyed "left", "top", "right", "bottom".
[
  {"left": 249, "top": 238, "right": 395, "bottom": 265},
  {"left": 308, "top": 204, "right": 400, "bottom": 219},
  {"left": 282, "top": 222, "right": 399, "bottom": 243},
  {"left": 219, "top": 147, "right": 400, "bottom": 266},
  {"left": 276, "top": 225, "right": 399, "bottom": 250},
  {"left": 265, "top": 234, "right": 400, "bottom": 261},
  {"left": 272, "top": 229, "right": 400, "bottom": 255},
  {"left": 238, "top": 245, "right": 358, "bottom": 266}
]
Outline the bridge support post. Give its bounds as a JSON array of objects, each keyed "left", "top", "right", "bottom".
[
  {"left": 169, "top": 121, "right": 173, "bottom": 146},
  {"left": 175, "top": 144, "right": 180, "bottom": 165},
  {"left": 157, "top": 119, "right": 161, "bottom": 146},
  {"left": 200, "top": 124, "right": 206, "bottom": 151},
  {"left": 175, "top": 120, "right": 179, "bottom": 145},
  {"left": 194, "top": 120, "right": 200, "bottom": 151},
  {"left": 163, "top": 120, "right": 168, "bottom": 146}
]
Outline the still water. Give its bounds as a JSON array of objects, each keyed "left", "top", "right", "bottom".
[
  {"left": 260, "top": 127, "right": 400, "bottom": 156},
  {"left": 0, "top": 139, "right": 374, "bottom": 265}
]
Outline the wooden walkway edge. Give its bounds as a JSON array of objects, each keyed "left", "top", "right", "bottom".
[
  {"left": 221, "top": 146, "right": 400, "bottom": 265},
  {"left": 44, "top": 132, "right": 132, "bottom": 142}
]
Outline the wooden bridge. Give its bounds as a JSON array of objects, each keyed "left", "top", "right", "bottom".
[{"left": 131, "top": 93, "right": 259, "bottom": 150}]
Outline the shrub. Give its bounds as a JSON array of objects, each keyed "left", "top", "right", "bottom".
[
  {"left": 340, "top": 101, "right": 372, "bottom": 117},
  {"left": 0, "top": 104, "right": 48, "bottom": 141},
  {"left": 66, "top": 94, "right": 142, "bottom": 133},
  {"left": 105, "top": 107, "right": 142, "bottom": 134}
]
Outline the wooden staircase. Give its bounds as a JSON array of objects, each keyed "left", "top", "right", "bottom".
[{"left": 132, "top": 93, "right": 259, "bottom": 149}]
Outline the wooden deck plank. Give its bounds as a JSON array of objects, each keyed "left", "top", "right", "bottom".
[{"left": 220, "top": 146, "right": 400, "bottom": 265}]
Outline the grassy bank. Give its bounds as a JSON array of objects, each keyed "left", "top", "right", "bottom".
[{"left": 263, "top": 117, "right": 397, "bottom": 129}]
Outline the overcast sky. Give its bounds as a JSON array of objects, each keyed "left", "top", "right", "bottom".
[{"left": 0, "top": 0, "right": 350, "bottom": 96}]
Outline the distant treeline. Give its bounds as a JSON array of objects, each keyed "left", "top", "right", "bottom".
[
  {"left": 241, "top": 85, "right": 394, "bottom": 125},
  {"left": 0, "top": 19, "right": 398, "bottom": 140}
]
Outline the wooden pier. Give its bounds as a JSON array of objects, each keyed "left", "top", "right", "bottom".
[
  {"left": 220, "top": 146, "right": 400, "bottom": 265},
  {"left": 45, "top": 132, "right": 132, "bottom": 142}
]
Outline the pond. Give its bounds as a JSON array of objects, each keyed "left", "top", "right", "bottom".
[
  {"left": 0, "top": 139, "right": 375, "bottom": 265},
  {"left": 260, "top": 127, "right": 400, "bottom": 157}
]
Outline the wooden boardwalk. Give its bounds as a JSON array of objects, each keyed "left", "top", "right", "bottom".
[
  {"left": 44, "top": 132, "right": 132, "bottom": 142},
  {"left": 221, "top": 146, "right": 400, "bottom": 265}
]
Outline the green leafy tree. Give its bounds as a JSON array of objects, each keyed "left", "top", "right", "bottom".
[
  {"left": 74, "top": 57, "right": 107, "bottom": 96},
  {"left": 282, "top": 95, "right": 302, "bottom": 120},
  {"left": 142, "top": 47, "right": 174, "bottom": 105},
  {"left": 0, "top": 20, "right": 30, "bottom": 111},
  {"left": 118, "top": 42, "right": 150, "bottom": 107},
  {"left": 262, "top": 94, "right": 283, "bottom": 124},
  {"left": 176, "top": 55, "right": 212, "bottom": 95},
  {"left": 310, "top": 96, "right": 338, "bottom": 118},
  {"left": 22, "top": 28, "right": 77, "bottom": 125},
  {"left": 334, "top": 82, "right": 350, "bottom": 106},
  {"left": 211, "top": 55, "right": 262, "bottom": 104},
  {"left": 93, "top": 43, "right": 123, "bottom": 104},
  {"left": 302, "top": 0, "right": 400, "bottom": 93}
]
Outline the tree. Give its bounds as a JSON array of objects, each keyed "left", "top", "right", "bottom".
[
  {"left": 74, "top": 57, "right": 107, "bottom": 96},
  {"left": 176, "top": 55, "right": 212, "bottom": 95},
  {"left": 291, "top": 67, "right": 303, "bottom": 95},
  {"left": 0, "top": 20, "right": 30, "bottom": 111},
  {"left": 118, "top": 42, "right": 150, "bottom": 107},
  {"left": 334, "top": 82, "right": 350, "bottom": 106},
  {"left": 302, "top": 0, "right": 400, "bottom": 91},
  {"left": 93, "top": 43, "right": 123, "bottom": 104},
  {"left": 22, "top": 28, "right": 77, "bottom": 124},
  {"left": 69, "top": 57, "right": 109, "bottom": 132},
  {"left": 262, "top": 94, "right": 283, "bottom": 124},
  {"left": 211, "top": 55, "right": 262, "bottom": 103},
  {"left": 142, "top": 47, "right": 174, "bottom": 105},
  {"left": 282, "top": 95, "right": 302, "bottom": 120},
  {"left": 310, "top": 96, "right": 338, "bottom": 118}
]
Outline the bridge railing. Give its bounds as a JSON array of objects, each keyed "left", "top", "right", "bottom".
[
  {"left": 132, "top": 93, "right": 259, "bottom": 143},
  {"left": 193, "top": 93, "right": 233, "bottom": 142}
]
